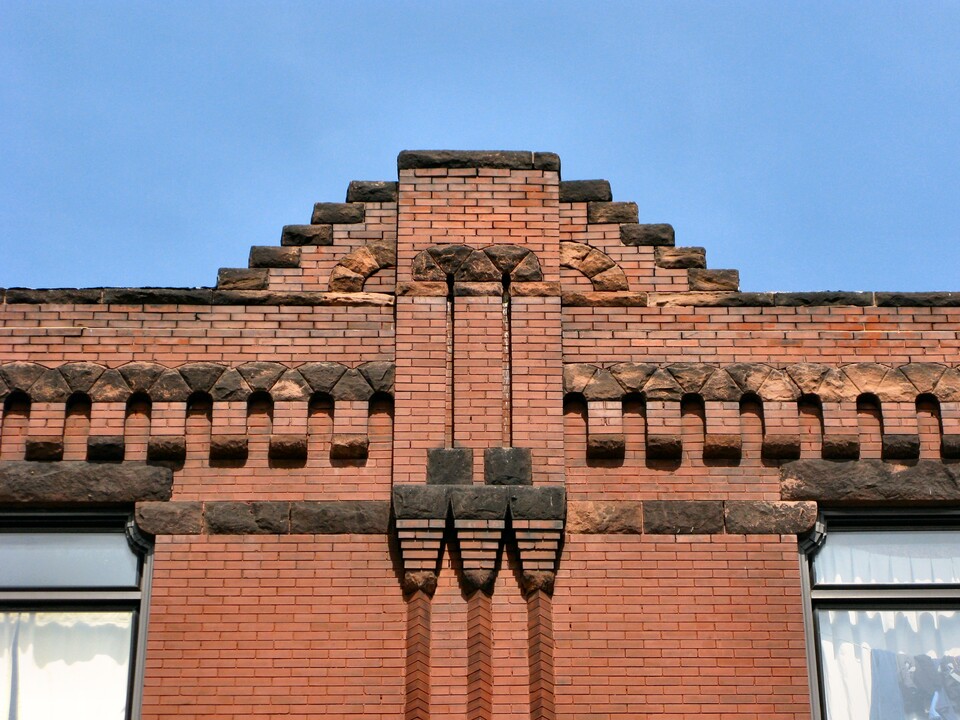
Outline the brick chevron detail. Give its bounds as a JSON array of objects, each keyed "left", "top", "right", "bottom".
[
  {"left": 405, "top": 591, "right": 431, "bottom": 720},
  {"left": 527, "top": 590, "right": 556, "bottom": 720},
  {"left": 466, "top": 592, "right": 493, "bottom": 720}
]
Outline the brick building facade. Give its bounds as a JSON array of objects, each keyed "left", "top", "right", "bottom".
[{"left": 1, "top": 150, "right": 959, "bottom": 719}]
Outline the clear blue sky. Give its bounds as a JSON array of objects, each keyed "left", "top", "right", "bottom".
[{"left": 2, "top": 1, "right": 958, "bottom": 292}]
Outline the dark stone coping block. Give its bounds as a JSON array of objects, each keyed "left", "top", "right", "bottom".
[
  {"left": 204, "top": 501, "right": 291, "bottom": 534},
  {"left": 102, "top": 288, "right": 215, "bottom": 305},
  {"left": 484, "top": 447, "right": 532, "bottom": 485},
  {"left": 449, "top": 486, "right": 510, "bottom": 519},
  {"left": 587, "top": 201, "right": 638, "bottom": 224},
  {"left": 87, "top": 435, "right": 125, "bottom": 462},
  {"left": 688, "top": 269, "right": 739, "bottom": 292},
  {"left": 943, "top": 435, "right": 960, "bottom": 460},
  {"left": 655, "top": 247, "right": 706, "bottom": 270},
  {"left": 0, "top": 461, "right": 172, "bottom": 503},
  {"left": 559, "top": 180, "right": 611, "bottom": 203},
  {"left": 216, "top": 268, "right": 269, "bottom": 290},
  {"left": 268, "top": 434, "right": 308, "bottom": 460},
  {"left": 822, "top": 434, "right": 860, "bottom": 460},
  {"left": 330, "top": 433, "right": 369, "bottom": 460},
  {"left": 875, "top": 292, "right": 960, "bottom": 307},
  {"left": 290, "top": 500, "right": 390, "bottom": 534},
  {"left": 781, "top": 459, "right": 960, "bottom": 504},
  {"left": 882, "top": 434, "right": 921, "bottom": 460},
  {"left": 620, "top": 223, "right": 675, "bottom": 246},
  {"left": 509, "top": 282, "right": 560, "bottom": 297},
  {"left": 507, "top": 486, "right": 565, "bottom": 521},
  {"left": 643, "top": 500, "right": 723, "bottom": 534},
  {"left": 646, "top": 434, "right": 682, "bottom": 460},
  {"left": 648, "top": 292, "right": 776, "bottom": 307},
  {"left": 393, "top": 485, "right": 450, "bottom": 519},
  {"left": 567, "top": 500, "right": 642, "bottom": 534},
  {"left": 761, "top": 434, "right": 801, "bottom": 461},
  {"left": 427, "top": 447, "right": 473, "bottom": 485},
  {"left": 249, "top": 246, "right": 300, "bottom": 269},
  {"left": 774, "top": 292, "right": 874, "bottom": 307},
  {"left": 136, "top": 501, "right": 203, "bottom": 534},
  {"left": 311, "top": 202, "right": 364, "bottom": 224},
  {"left": 24, "top": 437, "right": 64, "bottom": 462},
  {"left": 724, "top": 501, "right": 818, "bottom": 535},
  {"left": 147, "top": 436, "right": 187, "bottom": 463},
  {"left": 561, "top": 291, "right": 648, "bottom": 307},
  {"left": 209, "top": 436, "right": 248, "bottom": 461},
  {"left": 397, "top": 150, "right": 560, "bottom": 172},
  {"left": 5, "top": 288, "right": 103, "bottom": 304},
  {"left": 586, "top": 434, "right": 625, "bottom": 460},
  {"left": 453, "top": 282, "right": 502, "bottom": 296},
  {"left": 281, "top": 224, "right": 333, "bottom": 246},
  {"left": 346, "top": 181, "right": 398, "bottom": 203},
  {"left": 702, "top": 433, "right": 742, "bottom": 461}
]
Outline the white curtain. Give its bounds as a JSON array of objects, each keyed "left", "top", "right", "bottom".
[
  {"left": 814, "top": 531, "right": 960, "bottom": 585},
  {"left": 0, "top": 611, "right": 133, "bottom": 720},
  {"left": 819, "top": 609, "right": 960, "bottom": 720}
]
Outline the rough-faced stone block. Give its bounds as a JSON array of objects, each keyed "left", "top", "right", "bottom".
[
  {"left": 87, "top": 436, "right": 125, "bottom": 462},
  {"left": 102, "top": 288, "right": 214, "bottom": 305},
  {"left": 943, "top": 435, "right": 960, "bottom": 460},
  {"left": 449, "top": 486, "right": 509, "bottom": 520},
  {"left": 586, "top": 434, "right": 625, "bottom": 460},
  {"left": 147, "top": 436, "right": 187, "bottom": 463},
  {"left": 452, "top": 282, "right": 502, "bottom": 296},
  {"left": 290, "top": 500, "right": 390, "bottom": 534},
  {"left": 358, "top": 361, "right": 395, "bottom": 394},
  {"left": 655, "top": 246, "right": 706, "bottom": 269},
  {"left": 427, "top": 447, "right": 473, "bottom": 485},
  {"left": 209, "top": 436, "right": 248, "bottom": 461},
  {"left": 455, "top": 250, "right": 502, "bottom": 282},
  {"left": 311, "top": 202, "right": 365, "bottom": 224},
  {"left": 24, "top": 437, "right": 64, "bottom": 462},
  {"left": 392, "top": 485, "right": 450, "bottom": 519},
  {"left": 508, "top": 486, "right": 565, "bottom": 521},
  {"left": 209, "top": 368, "right": 251, "bottom": 402},
  {"left": 397, "top": 150, "right": 554, "bottom": 171},
  {"left": 281, "top": 224, "right": 333, "bottom": 246},
  {"left": 822, "top": 434, "right": 860, "bottom": 460},
  {"left": 150, "top": 370, "right": 192, "bottom": 401},
  {"left": 328, "top": 266, "right": 365, "bottom": 292},
  {"left": 567, "top": 500, "right": 641, "bottom": 534},
  {"left": 643, "top": 501, "right": 724, "bottom": 534},
  {"left": 646, "top": 434, "right": 683, "bottom": 460},
  {"left": 217, "top": 268, "right": 269, "bottom": 290},
  {"left": 587, "top": 201, "right": 638, "bottom": 224},
  {"left": 724, "top": 501, "right": 818, "bottom": 535},
  {"left": 88, "top": 369, "right": 132, "bottom": 402},
  {"left": 59, "top": 362, "right": 106, "bottom": 392},
  {"left": 297, "top": 362, "right": 347, "bottom": 394},
  {"left": 761, "top": 434, "right": 801, "bottom": 461},
  {"left": 561, "top": 290, "right": 648, "bottom": 306},
  {"left": 702, "top": 434, "right": 742, "bottom": 461},
  {"left": 774, "top": 292, "right": 874, "bottom": 307},
  {"left": 29, "top": 369, "right": 71, "bottom": 402},
  {"left": 204, "top": 501, "right": 290, "bottom": 534},
  {"left": 882, "top": 434, "right": 921, "bottom": 460},
  {"left": 346, "top": 180, "right": 398, "bottom": 203},
  {"left": 620, "top": 223, "right": 675, "bottom": 246},
  {"left": 781, "top": 459, "right": 960, "bottom": 504},
  {"left": 237, "top": 361, "right": 287, "bottom": 392},
  {"left": 559, "top": 180, "right": 612, "bottom": 203},
  {"left": 688, "top": 269, "right": 740, "bottom": 292},
  {"left": 178, "top": 362, "right": 226, "bottom": 392},
  {"left": 135, "top": 501, "right": 203, "bottom": 535},
  {"left": 331, "top": 369, "right": 374, "bottom": 401},
  {"left": 330, "top": 433, "right": 368, "bottom": 460},
  {"left": 5, "top": 288, "right": 102, "bottom": 304},
  {"left": 249, "top": 246, "right": 300, "bottom": 269},
  {"left": 0, "top": 461, "right": 172, "bottom": 503},
  {"left": 484, "top": 447, "right": 532, "bottom": 485},
  {"left": 269, "top": 434, "right": 308, "bottom": 461}
]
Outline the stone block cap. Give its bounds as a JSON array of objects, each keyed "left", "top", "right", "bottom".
[{"left": 398, "top": 150, "right": 560, "bottom": 172}]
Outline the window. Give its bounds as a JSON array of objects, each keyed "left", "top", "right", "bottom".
[
  {"left": 0, "top": 513, "right": 152, "bottom": 720},
  {"left": 803, "top": 511, "right": 960, "bottom": 720}
]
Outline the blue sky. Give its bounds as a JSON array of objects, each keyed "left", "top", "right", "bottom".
[{"left": 2, "top": 1, "right": 958, "bottom": 292}]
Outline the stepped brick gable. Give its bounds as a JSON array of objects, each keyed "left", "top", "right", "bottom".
[{"left": 2, "top": 150, "right": 959, "bottom": 719}]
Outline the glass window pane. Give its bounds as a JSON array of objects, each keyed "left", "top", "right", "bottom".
[
  {"left": 813, "top": 530, "right": 960, "bottom": 585},
  {"left": 818, "top": 609, "right": 960, "bottom": 720},
  {"left": 0, "top": 532, "right": 138, "bottom": 588},
  {"left": 1, "top": 610, "right": 134, "bottom": 720}
]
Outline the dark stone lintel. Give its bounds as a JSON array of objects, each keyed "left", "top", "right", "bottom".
[{"left": 0, "top": 461, "right": 172, "bottom": 503}]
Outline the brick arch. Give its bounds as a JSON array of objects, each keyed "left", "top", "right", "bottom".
[
  {"left": 410, "top": 243, "right": 543, "bottom": 282},
  {"left": 559, "top": 241, "right": 628, "bottom": 291}
]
